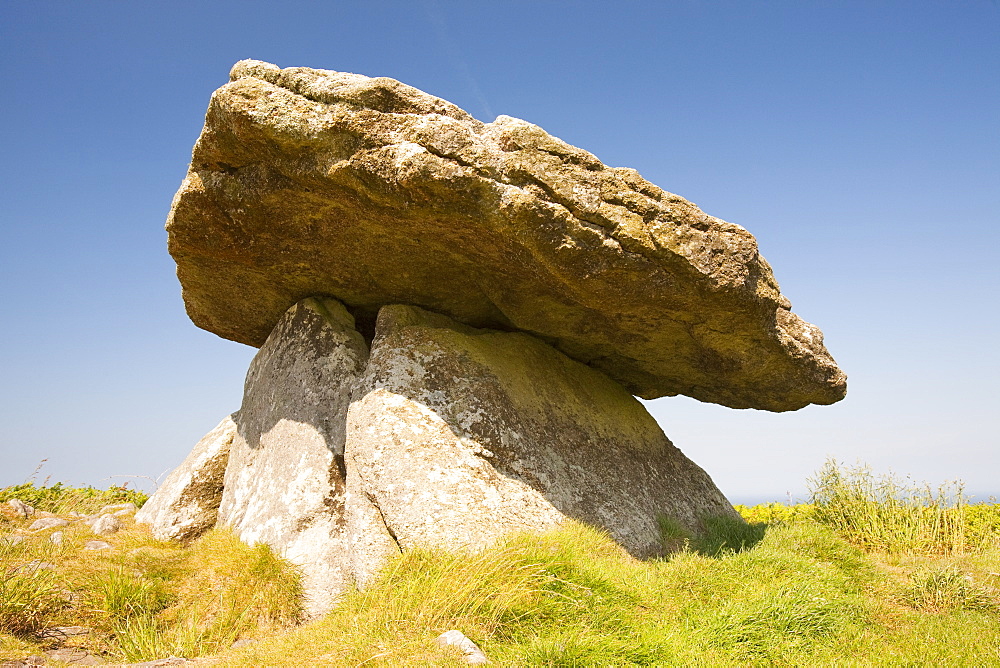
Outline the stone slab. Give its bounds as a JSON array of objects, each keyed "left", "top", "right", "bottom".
[
  {"left": 346, "top": 304, "right": 740, "bottom": 559},
  {"left": 166, "top": 59, "right": 846, "bottom": 411},
  {"left": 216, "top": 297, "right": 369, "bottom": 616}
]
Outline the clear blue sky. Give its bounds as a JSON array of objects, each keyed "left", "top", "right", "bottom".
[{"left": 2, "top": 1, "right": 997, "bottom": 504}]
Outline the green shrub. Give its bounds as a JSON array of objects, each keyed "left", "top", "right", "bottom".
[
  {"left": 0, "top": 481, "right": 148, "bottom": 515},
  {"left": 735, "top": 501, "right": 816, "bottom": 525}
]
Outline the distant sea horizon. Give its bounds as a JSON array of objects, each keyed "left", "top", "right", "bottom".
[{"left": 727, "top": 490, "right": 999, "bottom": 507}]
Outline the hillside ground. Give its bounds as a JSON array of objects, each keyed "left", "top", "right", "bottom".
[{"left": 2, "top": 461, "right": 998, "bottom": 666}]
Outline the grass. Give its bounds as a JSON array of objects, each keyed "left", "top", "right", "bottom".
[
  {"left": 0, "top": 544, "right": 66, "bottom": 636},
  {"left": 227, "top": 519, "right": 997, "bottom": 666},
  {"left": 2, "top": 460, "right": 999, "bottom": 665},
  {"left": 0, "top": 490, "right": 302, "bottom": 663}
]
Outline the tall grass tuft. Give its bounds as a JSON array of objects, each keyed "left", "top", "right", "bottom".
[
  {"left": 127, "top": 528, "right": 304, "bottom": 661},
  {"left": 808, "top": 458, "right": 994, "bottom": 554},
  {"left": 902, "top": 566, "right": 997, "bottom": 612},
  {"left": 0, "top": 537, "right": 67, "bottom": 635},
  {"left": 0, "top": 566, "right": 66, "bottom": 634},
  {"left": 83, "top": 568, "right": 173, "bottom": 623}
]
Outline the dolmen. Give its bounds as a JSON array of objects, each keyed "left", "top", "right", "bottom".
[{"left": 137, "top": 60, "right": 846, "bottom": 615}]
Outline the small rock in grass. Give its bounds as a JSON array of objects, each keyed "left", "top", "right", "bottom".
[
  {"left": 91, "top": 513, "right": 121, "bottom": 536},
  {"left": 46, "top": 647, "right": 96, "bottom": 663},
  {"left": 1, "top": 534, "right": 25, "bottom": 545},
  {"left": 130, "top": 657, "right": 187, "bottom": 666},
  {"left": 15, "top": 560, "right": 56, "bottom": 574},
  {"left": 100, "top": 502, "right": 138, "bottom": 515},
  {"left": 435, "top": 630, "right": 488, "bottom": 665},
  {"left": 83, "top": 540, "right": 112, "bottom": 550},
  {"left": 7, "top": 498, "right": 33, "bottom": 517},
  {"left": 28, "top": 517, "right": 69, "bottom": 531},
  {"left": 49, "top": 531, "right": 63, "bottom": 545}
]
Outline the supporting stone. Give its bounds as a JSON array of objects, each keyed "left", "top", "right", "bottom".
[
  {"left": 135, "top": 415, "right": 235, "bottom": 543},
  {"left": 215, "top": 297, "right": 368, "bottom": 616},
  {"left": 140, "top": 298, "right": 739, "bottom": 614},
  {"left": 346, "top": 305, "right": 738, "bottom": 559}
]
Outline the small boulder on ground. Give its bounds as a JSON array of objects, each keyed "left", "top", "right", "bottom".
[
  {"left": 28, "top": 517, "right": 69, "bottom": 531},
  {"left": 128, "top": 658, "right": 188, "bottom": 667},
  {"left": 15, "top": 560, "right": 56, "bottom": 574},
  {"left": 100, "top": 502, "right": 138, "bottom": 516},
  {"left": 90, "top": 514, "right": 121, "bottom": 536},
  {"left": 83, "top": 540, "right": 112, "bottom": 551},
  {"left": 436, "top": 630, "right": 489, "bottom": 665},
  {"left": 7, "top": 498, "right": 33, "bottom": 518},
  {"left": 45, "top": 647, "right": 98, "bottom": 664}
]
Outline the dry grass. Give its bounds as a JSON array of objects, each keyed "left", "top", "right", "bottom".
[{"left": 0, "top": 504, "right": 301, "bottom": 663}]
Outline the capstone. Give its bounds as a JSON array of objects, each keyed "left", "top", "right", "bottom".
[{"left": 166, "top": 60, "right": 846, "bottom": 412}]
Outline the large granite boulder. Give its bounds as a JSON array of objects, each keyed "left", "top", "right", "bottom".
[
  {"left": 347, "top": 304, "right": 739, "bottom": 559},
  {"left": 216, "top": 297, "right": 369, "bottom": 616},
  {"left": 140, "top": 298, "right": 739, "bottom": 613},
  {"left": 167, "top": 59, "right": 846, "bottom": 412}
]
